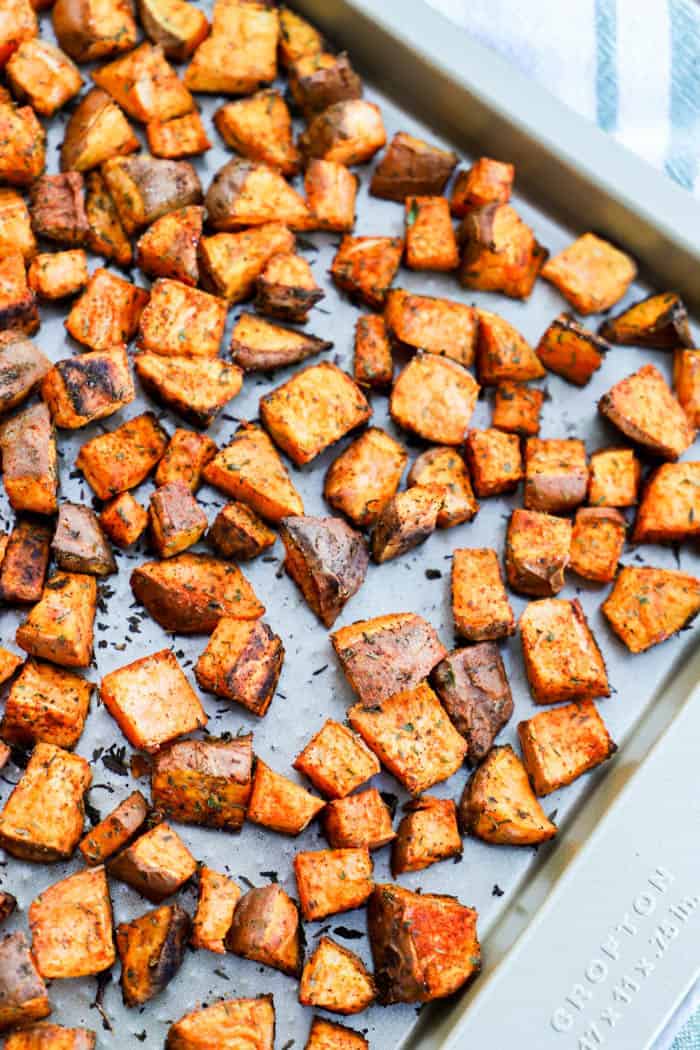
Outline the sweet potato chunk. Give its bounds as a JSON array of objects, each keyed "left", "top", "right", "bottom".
[
  {"left": 633, "top": 462, "right": 700, "bottom": 544},
  {"left": 84, "top": 171, "right": 132, "bottom": 266},
  {"left": 79, "top": 790, "right": 149, "bottom": 865},
  {"left": 476, "top": 309, "right": 545, "bottom": 385},
  {"left": 255, "top": 253, "right": 323, "bottom": 323},
  {"left": 205, "top": 158, "right": 310, "bottom": 232},
  {"left": 0, "top": 0, "right": 37, "bottom": 67},
  {"left": 674, "top": 348, "right": 700, "bottom": 427},
  {"left": 371, "top": 486, "right": 440, "bottom": 564},
  {"left": 0, "top": 894, "right": 15, "bottom": 926},
  {"left": 407, "top": 447, "right": 477, "bottom": 528},
  {"left": 151, "top": 735, "right": 252, "bottom": 831},
  {"left": 300, "top": 937, "right": 375, "bottom": 1015},
  {"left": 147, "top": 110, "right": 211, "bottom": 159},
  {"left": 599, "top": 291, "right": 692, "bottom": 348},
  {"left": 602, "top": 565, "right": 700, "bottom": 653},
  {"left": 208, "top": 501, "right": 276, "bottom": 561},
  {"left": 184, "top": 0, "right": 278, "bottom": 95},
  {"left": 392, "top": 796, "right": 461, "bottom": 875},
  {"left": 280, "top": 515, "right": 368, "bottom": 626},
  {"left": 199, "top": 223, "right": 295, "bottom": 302},
  {"left": 138, "top": 278, "right": 226, "bottom": 359},
  {"left": 519, "top": 699, "right": 616, "bottom": 796},
  {"left": 0, "top": 252, "right": 38, "bottom": 335},
  {"left": 524, "top": 437, "right": 588, "bottom": 514},
  {"left": 108, "top": 822, "right": 197, "bottom": 903},
  {"left": 301, "top": 100, "right": 386, "bottom": 166},
  {"left": 404, "top": 196, "right": 459, "bottom": 271},
  {"left": 323, "top": 788, "right": 395, "bottom": 851},
  {"left": 294, "top": 720, "right": 380, "bottom": 800},
  {"left": 570, "top": 507, "right": 626, "bottom": 582},
  {"left": 451, "top": 548, "right": 514, "bottom": 641},
  {"left": 0, "top": 190, "right": 36, "bottom": 262},
  {"left": 29, "top": 866, "right": 114, "bottom": 979},
  {"left": 5, "top": 1026, "right": 95, "bottom": 1049},
  {"left": 138, "top": 0, "right": 209, "bottom": 61},
  {"left": 279, "top": 6, "right": 322, "bottom": 67},
  {"left": 102, "top": 154, "right": 202, "bottom": 235},
  {"left": 289, "top": 50, "right": 361, "bottom": 118},
  {"left": 166, "top": 996, "right": 275, "bottom": 1050},
  {"left": 16, "top": 572, "right": 96, "bottom": 668},
  {"left": 117, "top": 904, "right": 190, "bottom": 1007},
  {"left": 0, "top": 402, "right": 56, "bottom": 515},
  {"left": 29, "top": 172, "right": 89, "bottom": 247},
  {"left": 0, "top": 933, "right": 50, "bottom": 1033},
  {"left": 0, "top": 332, "right": 49, "bottom": 416},
  {"left": 536, "top": 312, "right": 607, "bottom": 386},
  {"left": 459, "top": 203, "right": 547, "bottom": 299},
  {"left": 247, "top": 759, "right": 325, "bottom": 835},
  {"left": 214, "top": 90, "right": 300, "bottom": 176},
  {"left": 588, "top": 447, "right": 641, "bottom": 507},
  {"left": 352, "top": 314, "right": 392, "bottom": 390},
  {"left": 7, "top": 38, "right": 81, "bottom": 117},
  {"left": 542, "top": 232, "right": 636, "bottom": 314},
  {"left": 520, "top": 598, "right": 609, "bottom": 704},
  {"left": 0, "top": 519, "right": 51, "bottom": 605},
  {"left": 65, "top": 269, "right": 148, "bottom": 351},
  {"left": 432, "top": 644, "right": 513, "bottom": 765},
  {"left": 349, "top": 682, "right": 467, "bottom": 795},
  {"left": 505, "top": 508, "right": 572, "bottom": 597},
  {"left": 330, "top": 235, "right": 403, "bottom": 309},
  {"left": 1, "top": 659, "right": 91, "bottom": 749},
  {"left": 384, "top": 288, "right": 477, "bottom": 367},
  {"left": 0, "top": 105, "right": 44, "bottom": 188},
  {"left": 324, "top": 428, "right": 406, "bottom": 529},
  {"left": 458, "top": 744, "right": 557, "bottom": 845},
  {"left": 194, "top": 617, "right": 283, "bottom": 716},
  {"left": 294, "top": 847, "right": 373, "bottom": 922},
  {"left": 599, "top": 363, "right": 695, "bottom": 460},
  {"left": 226, "top": 884, "right": 302, "bottom": 977},
  {"left": 450, "top": 156, "right": 514, "bottom": 216},
  {"left": 28, "top": 251, "right": 88, "bottom": 302},
  {"left": 191, "top": 867, "right": 241, "bottom": 954},
  {"left": 61, "top": 88, "right": 139, "bottom": 173},
  {"left": 155, "top": 429, "right": 216, "bottom": 493},
  {"left": 305, "top": 159, "right": 357, "bottom": 232},
  {"left": 76, "top": 412, "right": 167, "bottom": 500},
  {"left": 391, "top": 352, "right": 479, "bottom": 445},
  {"left": 203, "top": 422, "right": 303, "bottom": 522},
  {"left": 149, "top": 482, "right": 207, "bottom": 558},
  {"left": 42, "top": 347, "right": 134, "bottom": 430},
  {"left": 136, "top": 206, "right": 203, "bottom": 287},
  {"left": 231, "top": 313, "right": 330, "bottom": 371},
  {"left": 465, "top": 427, "right": 523, "bottom": 498},
  {"left": 0, "top": 742, "right": 91, "bottom": 861},
  {"left": 0, "top": 650, "right": 22, "bottom": 687},
  {"left": 370, "top": 132, "right": 456, "bottom": 200},
  {"left": 305, "top": 1018, "right": 367, "bottom": 1050},
  {"left": 492, "top": 382, "right": 544, "bottom": 436},
  {"left": 52, "top": 0, "right": 137, "bottom": 62},
  {"left": 93, "top": 43, "right": 193, "bottom": 124},
  {"left": 99, "top": 492, "right": 148, "bottom": 548},
  {"left": 135, "top": 353, "right": 243, "bottom": 429}
]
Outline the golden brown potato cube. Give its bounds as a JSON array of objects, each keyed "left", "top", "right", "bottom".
[
  {"left": 279, "top": 5, "right": 321, "bottom": 66},
  {"left": 0, "top": 519, "right": 51, "bottom": 605},
  {"left": 0, "top": 933, "right": 50, "bottom": 1033},
  {"left": 28, "top": 250, "right": 88, "bottom": 301},
  {"left": 602, "top": 564, "right": 700, "bottom": 653},
  {"left": 1, "top": 659, "right": 91, "bottom": 750},
  {"left": 459, "top": 744, "right": 557, "bottom": 845},
  {"left": 633, "top": 462, "right": 700, "bottom": 544},
  {"left": 349, "top": 682, "right": 467, "bottom": 795},
  {"left": 42, "top": 347, "right": 134, "bottom": 430},
  {"left": 108, "top": 821, "right": 197, "bottom": 903},
  {"left": 230, "top": 312, "right": 330, "bottom": 372},
  {"left": 29, "top": 173, "right": 89, "bottom": 247},
  {"left": 465, "top": 427, "right": 523, "bottom": 497},
  {"left": 29, "top": 866, "right": 114, "bottom": 979},
  {"left": 5, "top": 1026, "right": 95, "bottom": 1049},
  {"left": 76, "top": 412, "right": 168, "bottom": 500},
  {"left": 391, "top": 352, "right": 479, "bottom": 446},
  {"left": 505, "top": 507, "right": 572, "bottom": 598},
  {"left": 294, "top": 847, "right": 373, "bottom": 922},
  {"left": 61, "top": 88, "right": 139, "bottom": 174},
  {"left": 353, "top": 314, "right": 392, "bottom": 390},
  {"left": 184, "top": 0, "right": 278, "bottom": 95},
  {"left": 136, "top": 205, "right": 203, "bottom": 287},
  {"left": 300, "top": 937, "right": 375, "bottom": 1016},
  {"left": 520, "top": 598, "right": 609, "bottom": 704},
  {"left": 330, "top": 235, "right": 403, "bottom": 309},
  {"left": 138, "top": 0, "right": 209, "bottom": 61},
  {"left": 16, "top": 572, "right": 96, "bottom": 669},
  {"left": 0, "top": 0, "right": 37, "bottom": 67},
  {"left": 151, "top": 735, "right": 252, "bottom": 831},
  {"left": 0, "top": 741, "right": 91, "bottom": 861},
  {"left": 0, "top": 253, "right": 38, "bottom": 336},
  {"left": 0, "top": 649, "right": 22, "bottom": 687},
  {"left": 301, "top": 99, "right": 386, "bottom": 166},
  {"left": 599, "top": 363, "right": 695, "bottom": 460},
  {"left": 156, "top": 429, "right": 216, "bottom": 492},
  {"left": 191, "top": 867, "right": 241, "bottom": 954},
  {"left": 432, "top": 643, "right": 513, "bottom": 766},
  {"left": 7, "top": 38, "right": 81, "bottom": 117},
  {"left": 138, "top": 278, "right": 226, "bottom": 359},
  {"left": 391, "top": 796, "right": 461, "bottom": 875},
  {"left": 208, "top": 501, "right": 276, "bottom": 560},
  {"left": 370, "top": 132, "right": 456, "bottom": 200},
  {"left": 404, "top": 195, "right": 459, "bottom": 271},
  {"left": 570, "top": 507, "right": 626, "bottom": 582},
  {"left": 371, "top": 486, "right": 440, "bottom": 564},
  {"left": 255, "top": 253, "right": 323, "bottom": 323},
  {"left": 84, "top": 170, "right": 132, "bottom": 267},
  {"left": 384, "top": 288, "right": 478, "bottom": 367},
  {"left": 149, "top": 481, "right": 207, "bottom": 558},
  {"left": 450, "top": 156, "right": 514, "bottom": 217},
  {"left": 0, "top": 402, "right": 56, "bottom": 515},
  {"left": 214, "top": 89, "right": 300, "bottom": 176},
  {"left": 588, "top": 447, "right": 641, "bottom": 507},
  {"left": 524, "top": 437, "right": 588, "bottom": 514},
  {"left": 52, "top": 0, "right": 137, "bottom": 61},
  {"left": 247, "top": 758, "right": 325, "bottom": 835},
  {"left": 135, "top": 352, "right": 243, "bottom": 429},
  {"left": 93, "top": 42, "right": 193, "bottom": 124},
  {"left": 305, "top": 1018, "right": 367, "bottom": 1050},
  {"left": 332, "top": 612, "right": 447, "bottom": 706},
  {"left": 199, "top": 223, "right": 295, "bottom": 303},
  {"left": 519, "top": 699, "right": 616, "bottom": 797},
  {"left": 0, "top": 104, "right": 44, "bottom": 188},
  {"left": 147, "top": 111, "right": 211, "bottom": 159},
  {"left": 167, "top": 996, "right": 275, "bottom": 1050},
  {"left": 102, "top": 154, "right": 202, "bottom": 235},
  {"left": 305, "top": 159, "right": 358, "bottom": 233},
  {"left": 101, "top": 648, "right": 206, "bottom": 752},
  {"left": 289, "top": 50, "right": 361, "bottom": 118},
  {"left": 99, "top": 492, "right": 148, "bottom": 548},
  {"left": 65, "top": 268, "right": 148, "bottom": 351},
  {"left": 280, "top": 514, "right": 368, "bottom": 626},
  {"left": 407, "top": 447, "right": 478, "bottom": 528},
  {"left": 226, "top": 883, "right": 302, "bottom": 976},
  {"left": 537, "top": 312, "right": 608, "bottom": 386},
  {"left": 79, "top": 790, "right": 149, "bottom": 865},
  {"left": 452, "top": 548, "right": 514, "bottom": 641},
  {"left": 542, "top": 232, "right": 636, "bottom": 314},
  {"left": 294, "top": 720, "right": 380, "bottom": 800},
  {"left": 492, "top": 382, "right": 544, "bottom": 437},
  {"left": 205, "top": 158, "right": 311, "bottom": 232},
  {"left": 194, "top": 617, "right": 283, "bottom": 716},
  {"left": 323, "top": 788, "right": 395, "bottom": 851},
  {"left": 0, "top": 331, "right": 50, "bottom": 416},
  {"left": 324, "top": 427, "right": 407, "bottom": 529},
  {"left": 674, "top": 348, "right": 700, "bottom": 427},
  {"left": 476, "top": 309, "right": 545, "bottom": 385},
  {"left": 460, "top": 203, "right": 547, "bottom": 299},
  {"left": 600, "top": 291, "right": 692, "bottom": 348},
  {"left": 0, "top": 189, "right": 36, "bottom": 261},
  {"left": 117, "top": 903, "right": 190, "bottom": 1007},
  {"left": 368, "top": 883, "right": 479, "bottom": 1004}
]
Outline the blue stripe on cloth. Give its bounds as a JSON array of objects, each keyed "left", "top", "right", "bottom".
[
  {"left": 594, "top": 0, "right": 618, "bottom": 132},
  {"left": 666, "top": 0, "right": 700, "bottom": 190}
]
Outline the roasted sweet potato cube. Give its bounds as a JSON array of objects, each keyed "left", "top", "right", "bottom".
[
  {"left": 136, "top": 206, "right": 203, "bottom": 287},
  {"left": 323, "top": 788, "right": 395, "bottom": 851},
  {"left": 674, "top": 348, "right": 700, "bottom": 427},
  {"left": 255, "top": 253, "right": 323, "bottom": 323},
  {"left": 407, "top": 447, "right": 478, "bottom": 528},
  {"left": 52, "top": 0, "right": 137, "bottom": 61},
  {"left": 191, "top": 867, "right": 241, "bottom": 954},
  {"left": 99, "top": 492, "right": 148, "bottom": 548},
  {"left": 432, "top": 644, "right": 513, "bottom": 765},
  {"left": 42, "top": 347, "right": 134, "bottom": 430},
  {"left": 101, "top": 648, "right": 207, "bottom": 752},
  {"left": 0, "top": 104, "right": 44, "bottom": 188},
  {"left": 458, "top": 744, "right": 557, "bottom": 845},
  {"left": 0, "top": 933, "right": 50, "bottom": 1033},
  {"left": 370, "top": 132, "right": 456, "bottom": 200},
  {"left": 542, "top": 232, "right": 636, "bottom": 314},
  {"left": 459, "top": 203, "right": 547, "bottom": 299},
  {"left": 116, "top": 903, "right": 190, "bottom": 1006},
  {"left": 231, "top": 313, "right": 330, "bottom": 372},
  {"left": 391, "top": 353, "right": 479, "bottom": 445},
  {"left": 353, "top": 314, "right": 392, "bottom": 390},
  {"left": 167, "top": 996, "right": 275, "bottom": 1050},
  {"left": 300, "top": 937, "right": 375, "bottom": 1015},
  {"left": 29, "top": 866, "right": 114, "bottom": 979},
  {"left": 465, "top": 428, "right": 523, "bottom": 498},
  {"left": 138, "top": 279, "right": 226, "bottom": 359},
  {"left": 0, "top": 0, "right": 37, "bottom": 67},
  {"left": 149, "top": 482, "right": 208, "bottom": 558},
  {"left": 84, "top": 170, "right": 132, "bottom": 266},
  {"left": 184, "top": 0, "right": 278, "bottom": 95},
  {"left": 600, "top": 291, "right": 692, "bottom": 348},
  {"left": 450, "top": 156, "right": 514, "bottom": 217},
  {"left": 524, "top": 437, "right": 588, "bottom": 514},
  {"left": 7, "top": 38, "right": 81, "bottom": 117},
  {"left": 570, "top": 507, "right": 626, "bottom": 582},
  {"left": 520, "top": 598, "right": 609, "bottom": 704},
  {"left": 208, "top": 501, "right": 276, "bottom": 560},
  {"left": 247, "top": 759, "right": 325, "bottom": 835},
  {"left": 5, "top": 1026, "right": 96, "bottom": 1049},
  {"left": 391, "top": 796, "right": 461, "bottom": 875},
  {"left": 214, "top": 90, "right": 300, "bottom": 176},
  {"left": 0, "top": 649, "right": 22, "bottom": 687},
  {"left": 16, "top": 572, "right": 96, "bottom": 668},
  {"left": 289, "top": 50, "right": 361, "bottom": 118},
  {"left": 349, "top": 683, "right": 467, "bottom": 795},
  {"left": 280, "top": 515, "right": 368, "bottom": 626},
  {"left": 225, "top": 883, "right": 302, "bottom": 976},
  {"left": 0, "top": 189, "right": 36, "bottom": 261},
  {"left": 147, "top": 111, "right": 211, "bottom": 159},
  {"left": 371, "top": 486, "right": 440, "bottom": 564},
  {"left": 633, "top": 462, "right": 700, "bottom": 544},
  {"left": 0, "top": 519, "right": 51, "bottom": 605},
  {"left": 451, "top": 548, "right": 514, "bottom": 642},
  {"left": 138, "top": 0, "right": 210, "bottom": 61},
  {"left": 305, "top": 159, "right": 357, "bottom": 232},
  {"left": 205, "top": 158, "right": 310, "bottom": 232},
  {"left": 65, "top": 269, "right": 148, "bottom": 351},
  {"left": 294, "top": 720, "right": 380, "bottom": 800},
  {"left": 151, "top": 735, "right": 252, "bottom": 830},
  {"left": 155, "top": 429, "right": 216, "bottom": 492},
  {"left": 93, "top": 43, "right": 193, "bottom": 124},
  {"left": 61, "top": 88, "right": 139, "bottom": 173},
  {"left": 294, "top": 847, "right": 373, "bottom": 922},
  {"left": 300, "top": 100, "right": 386, "bottom": 166},
  {"left": 102, "top": 154, "right": 202, "bottom": 235},
  {"left": 603, "top": 565, "right": 700, "bottom": 653},
  {"left": 1, "top": 659, "right": 91, "bottom": 749},
  {"left": 324, "top": 427, "right": 406, "bottom": 528},
  {"left": 0, "top": 402, "right": 57, "bottom": 515},
  {"left": 599, "top": 363, "right": 695, "bottom": 460},
  {"left": 135, "top": 353, "right": 243, "bottom": 429},
  {"left": 0, "top": 896, "right": 15, "bottom": 927},
  {"left": 0, "top": 253, "right": 38, "bottom": 335},
  {"left": 505, "top": 508, "right": 572, "bottom": 597},
  {"left": 492, "top": 382, "right": 544, "bottom": 436},
  {"left": 108, "top": 822, "right": 197, "bottom": 902},
  {"left": 79, "top": 790, "right": 149, "bottom": 865},
  {"left": 384, "top": 289, "right": 477, "bottom": 367},
  {"left": 195, "top": 617, "right": 282, "bottom": 716},
  {"left": 28, "top": 250, "right": 88, "bottom": 302},
  {"left": 404, "top": 196, "right": 459, "bottom": 271},
  {"left": 588, "top": 447, "right": 641, "bottom": 507},
  {"left": 519, "top": 699, "right": 616, "bottom": 797},
  {"left": 0, "top": 742, "right": 91, "bottom": 861},
  {"left": 29, "top": 173, "right": 88, "bottom": 248},
  {"left": 0, "top": 332, "right": 49, "bottom": 416},
  {"left": 76, "top": 412, "right": 168, "bottom": 500},
  {"left": 330, "top": 235, "right": 403, "bottom": 309},
  {"left": 537, "top": 312, "right": 607, "bottom": 386},
  {"left": 279, "top": 6, "right": 322, "bottom": 66},
  {"left": 305, "top": 1018, "right": 367, "bottom": 1050},
  {"left": 199, "top": 223, "right": 295, "bottom": 302},
  {"left": 477, "top": 309, "right": 545, "bottom": 385}
]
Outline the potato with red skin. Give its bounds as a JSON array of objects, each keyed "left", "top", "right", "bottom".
[
  {"left": 136, "top": 206, "right": 203, "bottom": 287},
  {"left": 520, "top": 598, "right": 609, "bottom": 704},
  {"left": 0, "top": 253, "right": 39, "bottom": 336},
  {"left": 195, "top": 617, "right": 283, "bottom": 716},
  {"left": 588, "top": 447, "right": 641, "bottom": 507},
  {"left": 0, "top": 932, "right": 50, "bottom": 1033},
  {"left": 102, "top": 154, "right": 202, "bottom": 235},
  {"left": 52, "top": 0, "right": 137, "bottom": 62},
  {"left": 149, "top": 481, "right": 208, "bottom": 559},
  {"left": 524, "top": 437, "right": 588, "bottom": 514},
  {"left": 29, "top": 866, "right": 115, "bottom": 979},
  {"left": 324, "top": 427, "right": 407, "bottom": 529},
  {"left": 138, "top": 0, "right": 209, "bottom": 61},
  {"left": 65, "top": 269, "right": 148, "bottom": 351},
  {"left": 570, "top": 507, "right": 626, "bottom": 582},
  {"left": 599, "top": 363, "right": 695, "bottom": 460},
  {"left": 600, "top": 291, "right": 692, "bottom": 348},
  {"left": 207, "top": 501, "right": 276, "bottom": 561},
  {"left": 203, "top": 422, "right": 303, "bottom": 522},
  {"left": 99, "top": 493, "right": 148, "bottom": 548},
  {"left": 226, "top": 884, "right": 303, "bottom": 977},
  {"left": 505, "top": 508, "right": 572, "bottom": 598},
  {"left": 405, "top": 196, "right": 459, "bottom": 271},
  {"left": 280, "top": 515, "right": 368, "bottom": 627},
  {"left": 459, "top": 745, "right": 557, "bottom": 846},
  {"left": 300, "top": 100, "right": 386, "bottom": 166},
  {"left": 432, "top": 643, "right": 513, "bottom": 766},
  {"left": 370, "top": 132, "right": 456, "bottom": 200},
  {"left": 459, "top": 203, "right": 547, "bottom": 299},
  {"left": 117, "top": 904, "right": 190, "bottom": 1007},
  {"left": 79, "top": 790, "right": 149, "bottom": 865},
  {"left": 1, "top": 658, "right": 91, "bottom": 750},
  {"left": 465, "top": 428, "right": 523, "bottom": 498},
  {"left": 451, "top": 157, "right": 514, "bottom": 216},
  {"left": 166, "top": 997, "right": 275, "bottom": 1050},
  {"left": 519, "top": 699, "right": 616, "bottom": 796},
  {"left": 215, "top": 90, "right": 300, "bottom": 176},
  {"left": 323, "top": 789, "right": 395, "bottom": 851},
  {"left": 384, "top": 288, "right": 478, "bottom": 367},
  {"left": 205, "top": 158, "right": 311, "bottom": 232},
  {"left": 371, "top": 486, "right": 441, "bottom": 564},
  {"left": 61, "top": 88, "right": 139, "bottom": 173},
  {"left": 16, "top": 573, "right": 96, "bottom": 669},
  {"left": 289, "top": 51, "right": 362, "bottom": 118},
  {"left": 76, "top": 413, "right": 168, "bottom": 500},
  {"left": 151, "top": 736, "right": 253, "bottom": 832},
  {"left": 492, "top": 382, "right": 544, "bottom": 436},
  {"left": 191, "top": 867, "right": 241, "bottom": 954},
  {"left": 299, "top": 937, "right": 376, "bottom": 1016},
  {"left": 476, "top": 309, "right": 545, "bottom": 385},
  {"left": 391, "top": 352, "right": 479, "bottom": 445},
  {"left": 294, "top": 848, "right": 373, "bottom": 922},
  {"left": 391, "top": 796, "right": 462, "bottom": 875},
  {"left": 452, "top": 548, "right": 514, "bottom": 641},
  {"left": 537, "top": 313, "right": 607, "bottom": 386},
  {"left": 30, "top": 173, "right": 89, "bottom": 247},
  {"left": 108, "top": 822, "right": 197, "bottom": 903},
  {"left": 247, "top": 759, "right": 325, "bottom": 836},
  {"left": 294, "top": 720, "right": 380, "bottom": 800},
  {"left": 633, "top": 462, "right": 700, "bottom": 544},
  {"left": 330, "top": 235, "right": 403, "bottom": 309},
  {"left": 0, "top": 105, "right": 45, "bottom": 188},
  {"left": 305, "top": 159, "right": 358, "bottom": 232},
  {"left": 602, "top": 565, "right": 700, "bottom": 653},
  {"left": 542, "top": 232, "right": 636, "bottom": 314}
]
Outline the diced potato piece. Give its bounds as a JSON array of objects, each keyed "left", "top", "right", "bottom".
[
  {"left": 65, "top": 268, "right": 148, "bottom": 351},
  {"left": 203, "top": 422, "right": 303, "bottom": 522},
  {"left": 52, "top": 0, "right": 137, "bottom": 62},
  {"left": 633, "top": 462, "right": 700, "bottom": 544},
  {"left": 0, "top": 933, "right": 50, "bottom": 1033},
  {"left": 451, "top": 548, "right": 514, "bottom": 641},
  {"left": 588, "top": 447, "right": 641, "bottom": 507},
  {"left": 42, "top": 347, "right": 134, "bottom": 430},
  {"left": 599, "top": 291, "right": 692, "bottom": 348},
  {"left": 520, "top": 598, "right": 609, "bottom": 703},
  {"left": 0, "top": 742, "right": 91, "bottom": 861},
  {"left": 184, "top": 0, "right": 278, "bottom": 95},
  {"left": 29, "top": 867, "right": 114, "bottom": 979},
  {"left": 0, "top": 331, "right": 49, "bottom": 416},
  {"left": 294, "top": 847, "right": 373, "bottom": 922},
  {"left": 0, "top": 649, "right": 22, "bottom": 687},
  {"left": 99, "top": 492, "right": 148, "bottom": 548},
  {"left": 0, "top": 105, "right": 44, "bottom": 188},
  {"left": 0, "top": 252, "right": 38, "bottom": 335},
  {"left": 191, "top": 867, "right": 241, "bottom": 954},
  {"left": 0, "top": 189, "right": 36, "bottom": 261},
  {"left": 370, "top": 132, "right": 456, "bottom": 200},
  {"left": 93, "top": 42, "right": 193, "bottom": 124},
  {"left": 0, "top": 519, "right": 51, "bottom": 604},
  {"left": 16, "top": 572, "right": 96, "bottom": 668},
  {"left": 205, "top": 158, "right": 311, "bottom": 231},
  {"left": 280, "top": 515, "right": 368, "bottom": 626},
  {"left": 166, "top": 996, "right": 275, "bottom": 1050},
  {"left": 102, "top": 154, "right": 202, "bottom": 235},
  {"left": 138, "top": 0, "right": 209, "bottom": 61},
  {"left": 432, "top": 643, "right": 513, "bottom": 765},
  {"left": 247, "top": 759, "right": 325, "bottom": 835},
  {"left": 230, "top": 312, "right": 330, "bottom": 372},
  {"left": 674, "top": 348, "right": 700, "bottom": 427},
  {"left": 151, "top": 736, "right": 252, "bottom": 831},
  {"left": 138, "top": 278, "right": 226, "bottom": 359},
  {"left": 156, "top": 429, "right": 216, "bottom": 491},
  {"left": 136, "top": 206, "right": 204, "bottom": 287},
  {"left": 537, "top": 312, "right": 607, "bottom": 386},
  {"left": 226, "top": 883, "right": 302, "bottom": 977},
  {"left": 84, "top": 170, "right": 132, "bottom": 267},
  {"left": 542, "top": 232, "right": 636, "bottom": 314},
  {"left": 371, "top": 486, "right": 440, "bottom": 564},
  {"left": 524, "top": 437, "right": 588, "bottom": 514},
  {"left": 519, "top": 699, "right": 616, "bottom": 796},
  {"left": 465, "top": 427, "right": 522, "bottom": 497},
  {"left": 391, "top": 352, "right": 479, "bottom": 445},
  {"left": 602, "top": 564, "right": 700, "bottom": 653},
  {"left": 0, "top": 0, "right": 37, "bottom": 67},
  {"left": 1, "top": 659, "right": 91, "bottom": 749},
  {"left": 330, "top": 235, "right": 403, "bottom": 309},
  {"left": 300, "top": 937, "right": 375, "bottom": 1015},
  {"left": 391, "top": 796, "right": 461, "bottom": 875},
  {"left": 117, "top": 904, "right": 190, "bottom": 1007},
  {"left": 505, "top": 507, "right": 572, "bottom": 597},
  {"left": 61, "top": 88, "right": 139, "bottom": 173},
  {"left": 76, "top": 412, "right": 167, "bottom": 500},
  {"left": 323, "top": 788, "right": 395, "bottom": 851},
  {"left": 7, "top": 39, "right": 81, "bottom": 117},
  {"left": 492, "top": 382, "right": 544, "bottom": 436},
  {"left": 194, "top": 617, "right": 283, "bottom": 716},
  {"left": 79, "top": 790, "right": 149, "bottom": 865},
  {"left": 29, "top": 173, "right": 89, "bottom": 248},
  {"left": 289, "top": 50, "right": 361, "bottom": 118},
  {"left": 0, "top": 402, "right": 56, "bottom": 515},
  {"left": 214, "top": 90, "right": 300, "bottom": 175},
  {"left": 459, "top": 203, "right": 547, "bottom": 299},
  {"left": 305, "top": 1018, "right": 367, "bottom": 1050},
  {"left": 349, "top": 682, "right": 467, "bottom": 795},
  {"left": 450, "top": 156, "right": 514, "bottom": 217},
  {"left": 255, "top": 253, "right": 323, "bottom": 323},
  {"left": 135, "top": 352, "right": 243, "bottom": 429},
  {"left": 208, "top": 501, "right": 275, "bottom": 560},
  {"left": 404, "top": 195, "right": 458, "bottom": 271},
  {"left": 28, "top": 250, "right": 88, "bottom": 301},
  {"left": 570, "top": 507, "right": 626, "bottom": 582},
  {"left": 301, "top": 100, "right": 386, "bottom": 166},
  {"left": 294, "top": 720, "right": 380, "bottom": 800},
  {"left": 147, "top": 110, "right": 211, "bottom": 159},
  {"left": 384, "top": 288, "right": 477, "bottom": 367},
  {"left": 101, "top": 648, "right": 206, "bottom": 752},
  {"left": 459, "top": 745, "right": 557, "bottom": 845},
  {"left": 353, "top": 314, "right": 392, "bottom": 390},
  {"left": 5, "top": 1025, "right": 95, "bottom": 1049},
  {"left": 149, "top": 481, "right": 207, "bottom": 558},
  {"left": 305, "top": 159, "right": 357, "bottom": 232},
  {"left": 324, "top": 427, "right": 406, "bottom": 529},
  {"left": 476, "top": 308, "right": 545, "bottom": 384},
  {"left": 279, "top": 6, "right": 321, "bottom": 67},
  {"left": 599, "top": 363, "right": 695, "bottom": 460},
  {"left": 199, "top": 222, "right": 295, "bottom": 302},
  {"left": 407, "top": 446, "right": 478, "bottom": 528},
  {"left": 108, "top": 822, "right": 197, "bottom": 903}
]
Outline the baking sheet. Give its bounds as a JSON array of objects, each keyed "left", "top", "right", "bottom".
[{"left": 1, "top": 3, "right": 698, "bottom": 1047}]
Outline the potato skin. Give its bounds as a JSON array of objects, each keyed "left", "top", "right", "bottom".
[
  {"left": 370, "top": 132, "right": 457, "bottom": 201},
  {"left": 107, "top": 822, "right": 197, "bottom": 903},
  {"left": 138, "top": 0, "right": 209, "bottom": 60},
  {"left": 195, "top": 617, "right": 283, "bottom": 717},
  {"left": 370, "top": 486, "right": 440, "bottom": 564},
  {"left": 226, "top": 884, "right": 303, "bottom": 977},
  {"left": 300, "top": 100, "right": 386, "bottom": 166},
  {"left": 432, "top": 644, "right": 513, "bottom": 765},
  {"left": 0, "top": 932, "right": 50, "bottom": 1033},
  {"left": 102, "top": 154, "right": 202, "bottom": 234}
]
